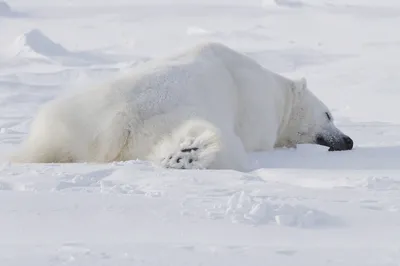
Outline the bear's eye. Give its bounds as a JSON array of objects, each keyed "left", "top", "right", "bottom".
[{"left": 325, "top": 112, "right": 332, "bottom": 121}]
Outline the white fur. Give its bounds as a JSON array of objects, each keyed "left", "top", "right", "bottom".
[{"left": 11, "top": 42, "right": 343, "bottom": 171}]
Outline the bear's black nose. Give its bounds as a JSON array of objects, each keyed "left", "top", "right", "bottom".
[{"left": 343, "top": 136, "right": 353, "bottom": 150}]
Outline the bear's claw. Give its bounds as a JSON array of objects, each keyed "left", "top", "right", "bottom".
[{"left": 181, "top": 147, "right": 198, "bottom": 153}]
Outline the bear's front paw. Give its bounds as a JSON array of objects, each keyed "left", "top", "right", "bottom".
[{"left": 162, "top": 146, "right": 200, "bottom": 169}]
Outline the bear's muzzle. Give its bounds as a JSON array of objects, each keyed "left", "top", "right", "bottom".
[{"left": 315, "top": 134, "right": 354, "bottom": 151}]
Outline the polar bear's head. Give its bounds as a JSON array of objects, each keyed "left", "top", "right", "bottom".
[{"left": 282, "top": 78, "right": 353, "bottom": 151}]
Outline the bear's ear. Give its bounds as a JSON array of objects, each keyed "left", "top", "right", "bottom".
[
  {"left": 291, "top": 77, "right": 307, "bottom": 94},
  {"left": 296, "top": 77, "right": 307, "bottom": 90},
  {"left": 299, "top": 77, "right": 307, "bottom": 89}
]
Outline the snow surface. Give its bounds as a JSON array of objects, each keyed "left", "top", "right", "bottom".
[{"left": 2, "top": 0, "right": 400, "bottom": 265}]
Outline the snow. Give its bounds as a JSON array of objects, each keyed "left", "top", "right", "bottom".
[
  {"left": 13, "top": 29, "right": 70, "bottom": 57},
  {"left": 0, "top": 1, "right": 25, "bottom": 17},
  {"left": 0, "top": 1, "right": 11, "bottom": 15},
  {"left": 2, "top": 0, "right": 400, "bottom": 265}
]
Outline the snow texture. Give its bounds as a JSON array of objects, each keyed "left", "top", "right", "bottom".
[{"left": 1, "top": 0, "right": 400, "bottom": 265}]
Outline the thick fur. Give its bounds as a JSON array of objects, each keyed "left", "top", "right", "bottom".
[{"left": 10, "top": 42, "right": 349, "bottom": 171}]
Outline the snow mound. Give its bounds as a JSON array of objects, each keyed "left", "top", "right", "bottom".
[
  {"left": 262, "top": 0, "right": 305, "bottom": 8},
  {"left": 2, "top": 29, "right": 120, "bottom": 66},
  {"left": 11, "top": 29, "right": 70, "bottom": 58},
  {"left": 0, "top": 1, "right": 25, "bottom": 17},
  {"left": 0, "top": 1, "right": 11, "bottom": 15}
]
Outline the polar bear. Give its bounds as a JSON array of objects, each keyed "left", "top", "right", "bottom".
[{"left": 11, "top": 42, "right": 353, "bottom": 171}]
